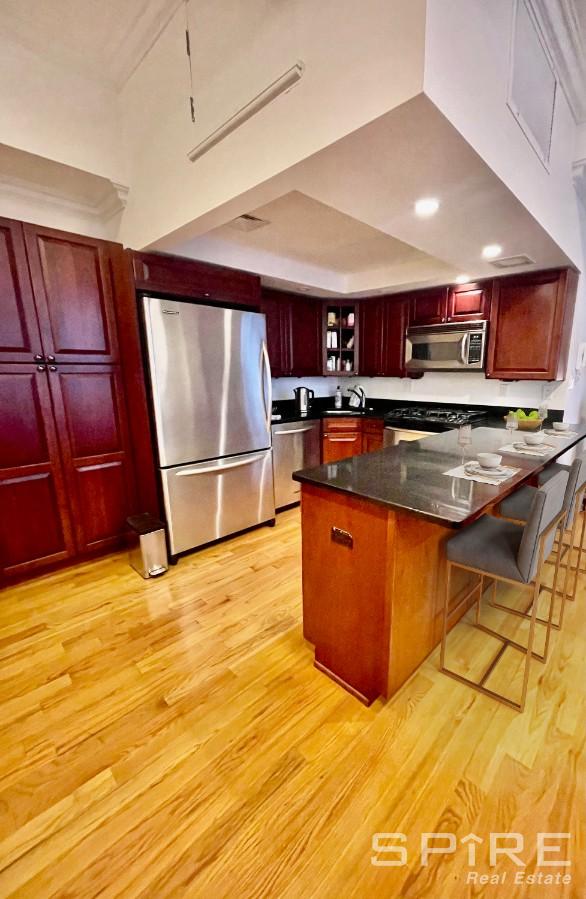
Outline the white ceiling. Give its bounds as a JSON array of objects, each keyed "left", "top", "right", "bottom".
[
  {"left": 168, "top": 94, "right": 574, "bottom": 297},
  {"left": 0, "top": 0, "right": 182, "bottom": 89}
]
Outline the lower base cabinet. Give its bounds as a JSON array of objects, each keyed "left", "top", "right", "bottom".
[
  {"left": 322, "top": 417, "right": 384, "bottom": 463},
  {"left": 0, "top": 364, "right": 76, "bottom": 579},
  {"left": 0, "top": 362, "right": 136, "bottom": 583}
]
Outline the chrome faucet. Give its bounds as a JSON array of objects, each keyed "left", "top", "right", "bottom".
[{"left": 347, "top": 386, "right": 366, "bottom": 409}]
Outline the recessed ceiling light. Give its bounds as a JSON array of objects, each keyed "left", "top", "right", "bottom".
[
  {"left": 414, "top": 197, "right": 440, "bottom": 218},
  {"left": 455, "top": 274, "right": 470, "bottom": 284},
  {"left": 482, "top": 244, "right": 503, "bottom": 259}
]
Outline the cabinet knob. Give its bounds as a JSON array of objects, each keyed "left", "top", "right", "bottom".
[
  {"left": 33, "top": 354, "right": 44, "bottom": 362},
  {"left": 47, "top": 355, "right": 56, "bottom": 363},
  {"left": 37, "top": 365, "right": 46, "bottom": 372},
  {"left": 49, "top": 365, "right": 58, "bottom": 372}
]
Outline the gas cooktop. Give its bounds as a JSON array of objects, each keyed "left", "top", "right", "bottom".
[{"left": 384, "top": 406, "right": 487, "bottom": 431}]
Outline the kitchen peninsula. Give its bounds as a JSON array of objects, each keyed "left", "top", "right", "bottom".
[{"left": 293, "top": 426, "right": 586, "bottom": 705}]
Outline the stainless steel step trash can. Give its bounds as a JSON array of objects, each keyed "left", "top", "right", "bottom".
[{"left": 127, "top": 513, "right": 168, "bottom": 578}]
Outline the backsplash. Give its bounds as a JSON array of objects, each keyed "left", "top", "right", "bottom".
[{"left": 271, "top": 373, "right": 567, "bottom": 411}]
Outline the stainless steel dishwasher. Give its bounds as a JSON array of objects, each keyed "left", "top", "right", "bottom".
[{"left": 271, "top": 419, "right": 321, "bottom": 509}]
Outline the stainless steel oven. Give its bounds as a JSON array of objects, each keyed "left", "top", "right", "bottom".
[{"left": 405, "top": 322, "right": 487, "bottom": 372}]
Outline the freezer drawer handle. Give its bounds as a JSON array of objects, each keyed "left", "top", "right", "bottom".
[
  {"left": 176, "top": 456, "right": 263, "bottom": 477},
  {"left": 274, "top": 426, "right": 314, "bottom": 435}
]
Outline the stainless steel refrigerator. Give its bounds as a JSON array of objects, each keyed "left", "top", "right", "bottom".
[{"left": 143, "top": 296, "right": 275, "bottom": 555}]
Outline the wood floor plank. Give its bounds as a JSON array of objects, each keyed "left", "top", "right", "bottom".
[{"left": 0, "top": 508, "right": 583, "bottom": 897}]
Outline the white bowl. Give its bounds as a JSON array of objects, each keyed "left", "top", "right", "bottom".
[
  {"left": 477, "top": 452, "right": 502, "bottom": 470},
  {"left": 553, "top": 421, "right": 569, "bottom": 431},
  {"left": 523, "top": 431, "right": 545, "bottom": 445}
]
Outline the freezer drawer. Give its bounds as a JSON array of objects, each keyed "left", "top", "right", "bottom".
[
  {"left": 272, "top": 420, "right": 321, "bottom": 509},
  {"left": 161, "top": 449, "right": 275, "bottom": 555}
]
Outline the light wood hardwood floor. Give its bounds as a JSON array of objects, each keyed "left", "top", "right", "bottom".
[{"left": 0, "top": 508, "right": 584, "bottom": 897}]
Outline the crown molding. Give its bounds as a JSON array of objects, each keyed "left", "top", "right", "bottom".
[
  {"left": 0, "top": 174, "right": 129, "bottom": 222},
  {"left": 530, "top": 0, "right": 586, "bottom": 124}
]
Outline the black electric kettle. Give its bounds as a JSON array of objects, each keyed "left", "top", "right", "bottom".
[{"left": 293, "top": 386, "right": 314, "bottom": 413}]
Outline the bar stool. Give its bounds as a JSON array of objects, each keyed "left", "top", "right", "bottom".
[
  {"left": 498, "top": 457, "right": 585, "bottom": 622},
  {"left": 440, "top": 470, "right": 568, "bottom": 712}
]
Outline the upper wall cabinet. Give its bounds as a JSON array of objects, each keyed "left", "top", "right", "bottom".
[
  {"left": 410, "top": 283, "right": 491, "bottom": 327},
  {"left": 447, "top": 281, "right": 491, "bottom": 322},
  {"left": 359, "top": 296, "right": 408, "bottom": 377},
  {"left": 409, "top": 287, "right": 449, "bottom": 327},
  {"left": 24, "top": 226, "right": 120, "bottom": 364},
  {"left": 0, "top": 218, "right": 43, "bottom": 363},
  {"left": 486, "top": 268, "right": 577, "bottom": 381},
  {"left": 131, "top": 251, "right": 261, "bottom": 308},
  {"left": 260, "top": 289, "right": 322, "bottom": 377}
]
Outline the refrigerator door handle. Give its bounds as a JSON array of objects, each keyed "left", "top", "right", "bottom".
[
  {"left": 261, "top": 340, "right": 272, "bottom": 434},
  {"left": 274, "top": 426, "right": 315, "bottom": 435},
  {"left": 176, "top": 456, "right": 264, "bottom": 477}
]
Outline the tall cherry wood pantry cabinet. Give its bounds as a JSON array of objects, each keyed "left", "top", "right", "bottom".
[{"left": 0, "top": 219, "right": 137, "bottom": 583}]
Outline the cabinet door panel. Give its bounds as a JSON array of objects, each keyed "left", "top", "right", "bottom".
[
  {"left": 447, "top": 282, "right": 490, "bottom": 322},
  {"left": 359, "top": 299, "right": 383, "bottom": 376},
  {"left": 290, "top": 297, "right": 322, "bottom": 376},
  {"left": 410, "top": 288, "right": 448, "bottom": 327},
  {"left": 322, "top": 432, "right": 362, "bottom": 463},
  {"left": 381, "top": 297, "right": 408, "bottom": 377},
  {"left": 260, "top": 291, "right": 290, "bottom": 376},
  {"left": 486, "top": 270, "right": 568, "bottom": 380},
  {"left": 0, "top": 365, "right": 75, "bottom": 579},
  {"left": 24, "top": 226, "right": 119, "bottom": 363},
  {"left": 48, "top": 365, "right": 136, "bottom": 553},
  {"left": 0, "top": 218, "right": 43, "bottom": 362}
]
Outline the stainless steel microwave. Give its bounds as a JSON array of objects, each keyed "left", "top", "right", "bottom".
[{"left": 405, "top": 322, "right": 487, "bottom": 372}]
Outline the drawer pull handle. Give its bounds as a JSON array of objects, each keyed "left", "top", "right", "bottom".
[
  {"left": 327, "top": 437, "right": 358, "bottom": 442},
  {"left": 274, "top": 427, "right": 314, "bottom": 435},
  {"left": 331, "top": 527, "right": 353, "bottom": 548}
]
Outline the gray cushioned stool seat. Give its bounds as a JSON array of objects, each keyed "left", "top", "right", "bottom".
[
  {"left": 538, "top": 462, "right": 570, "bottom": 484},
  {"left": 499, "top": 484, "right": 536, "bottom": 522},
  {"left": 447, "top": 516, "right": 525, "bottom": 582}
]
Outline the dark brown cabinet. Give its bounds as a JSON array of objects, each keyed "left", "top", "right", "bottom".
[
  {"left": 0, "top": 364, "right": 75, "bottom": 578},
  {"left": 260, "top": 289, "right": 322, "bottom": 377},
  {"left": 359, "top": 296, "right": 408, "bottom": 377},
  {"left": 409, "top": 288, "right": 449, "bottom": 326},
  {"left": 24, "top": 225, "right": 120, "bottom": 364},
  {"left": 447, "top": 282, "right": 491, "bottom": 322},
  {"left": 0, "top": 220, "right": 138, "bottom": 584},
  {"left": 0, "top": 218, "right": 43, "bottom": 363},
  {"left": 131, "top": 250, "right": 261, "bottom": 308},
  {"left": 48, "top": 365, "right": 136, "bottom": 554},
  {"left": 486, "top": 269, "right": 576, "bottom": 380}
]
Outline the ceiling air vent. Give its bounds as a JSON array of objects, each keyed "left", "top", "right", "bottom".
[
  {"left": 490, "top": 254, "right": 535, "bottom": 269},
  {"left": 229, "top": 214, "right": 270, "bottom": 232}
]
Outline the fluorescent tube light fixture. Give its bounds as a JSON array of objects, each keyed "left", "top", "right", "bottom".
[{"left": 188, "top": 62, "right": 305, "bottom": 163}]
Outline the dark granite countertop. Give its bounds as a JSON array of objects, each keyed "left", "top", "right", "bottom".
[{"left": 293, "top": 425, "right": 586, "bottom": 527}]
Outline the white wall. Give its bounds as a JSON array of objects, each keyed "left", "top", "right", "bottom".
[
  {"left": 118, "top": 0, "right": 426, "bottom": 249},
  {"left": 0, "top": 35, "right": 127, "bottom": 184},
  {"left": 424, "top": 0, "right": 582, "bottom": 266},
  {"left": 272, "top": 373, "right": 567, "bottom": 411}
]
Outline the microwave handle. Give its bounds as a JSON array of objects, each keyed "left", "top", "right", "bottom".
[{"left": 460, "top": 332, "right": 470, "bottom": 365}]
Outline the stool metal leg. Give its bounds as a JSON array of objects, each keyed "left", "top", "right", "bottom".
[
  {"left": 439, "top": 514, "right": 562, "bottom": 712},
  {"left": 484, "top": 520, "right": 566, "bottom": 658}
]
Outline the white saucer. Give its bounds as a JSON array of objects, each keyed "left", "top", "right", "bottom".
[{"left": 465, "top": 462, "right": 509, "bottom": 477}]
